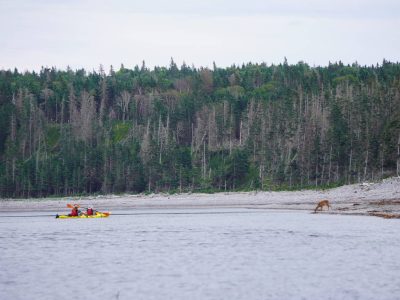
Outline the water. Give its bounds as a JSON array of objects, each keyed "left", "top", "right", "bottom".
[{"left": 1, "top": 209, "right": 399, "bottom": 300}]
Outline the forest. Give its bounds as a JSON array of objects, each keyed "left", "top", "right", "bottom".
[{"left": 0, "top": 59, "right": 399, "bottom": 198}]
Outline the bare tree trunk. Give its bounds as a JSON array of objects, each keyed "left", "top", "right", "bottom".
[
  {"left": 321, "top": 153, "right": 326, "bottom": 185},
  {"left": 10, "top": 111, "right": 17, "bottom": 183},
  {"left": 253, "top": 141, "right": 256, "bottom": 162},
  {"left": 191, "top": 123, "right": 194, "bottom": 154},
  {"left": 119, "top": 91, "right": 131, "bottom": 121},
  {"left": 348, "top": 148, "right": 353, "bottom": 184},
  {"left": 29, "top": 99, "right": 34, "bottom": 157},
  {"left": 239, "top": 119, "right": 243, "bottom": 146},
  {"left": 166, "top": 114, "right": 170, "bottom": 145},
  {"left": 381, "top": 147, "right": 384, "bottom": 179},
  {"left": 80, "top": 91, "right": 96, "bottom": 142},
  {"left": 202, "top": 141, "right": 206, "bottom": 179},
  {"left": 397, "top": 133, "right": 400, "bottom": 177},
  {"left": 158, "top": 115, "right": 163, "bottom": 165},
  {"left": 328, "top": 144, "right": 332, "bottom": 184},
  {"left": 336, "top": 159, "right": 339, "bottom": 182},
  {"left": 102, "top": 150, "right": 108, "bottom": 193},
  {"left": 307, "top": 150, "right": 311, "bottom": 185},
  {"left": 157, "top": 114, "right": 161, "bottom": 146},
  {"left": 179, "top": 168, "right": 182, "bottom": 193},
  {"left": 159, "top": 145, "right": 162, "bottom": 165},
  {"left": 363, "top": 148, "right": 369, "bottom": 182},
  {"left": 229, "top": 110, "right": 233, "bottom": 155},
  {"left": 223, "top": 101, "right": 227, "bottom": 127},
  {"left": 99, "top": 79, "right": 107, "bottom": 126},
  {"left": 148, "top": 169, "right": 151, "bottom": 193}
]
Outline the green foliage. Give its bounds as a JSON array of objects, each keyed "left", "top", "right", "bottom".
[
  {"left": 329, "top": 101, "right": 349, "bottom": 165},
  {"left": 112, "top": 122, "right": 131, "bottom": 143},
  {"left": 1, "top": 61, "right": 400, "bottom": 197},
  {"left": 382, "top": 114, "right": 400, "bottom": 167},
  {"left": 332, "top": 74, "right": 358, "bottom": 86},
  {"left": 225, "top": 149, "right": 249, "bottom": 189},
  {"left": 0, "top": 103, "right": 12, "bottom": 155},
  {"left": 46, "top": 124, "right": 60, "bottom": 149},
  {"left": 253, "top": 82, "right": 276, "bottom": 99}
]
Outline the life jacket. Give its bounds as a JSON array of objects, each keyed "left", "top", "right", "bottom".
[
  {"left": 70, "top": 207, "right": 78, "bottom": 216},
  {"left": 87, "top": 208, "right": 94, "bottom": 216}
]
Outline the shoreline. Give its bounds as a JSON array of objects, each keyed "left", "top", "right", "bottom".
[{"left": 1, "top": 177, "right": 399, "bottom": 219}]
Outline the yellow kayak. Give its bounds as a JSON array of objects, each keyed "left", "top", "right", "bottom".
[{"left": 56, "top": 212, "right": 110, "bottom": 219}]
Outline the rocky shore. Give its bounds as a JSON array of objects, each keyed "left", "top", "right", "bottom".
[{"left": 1, "top": 177, "right": 400, "bottom": 219}]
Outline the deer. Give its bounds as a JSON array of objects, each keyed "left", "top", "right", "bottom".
[{"left": 314, "top": 200, "right": 331, "bottom": 213}]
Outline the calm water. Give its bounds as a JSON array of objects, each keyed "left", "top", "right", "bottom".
[{"left": 0, "top": 208, "right": 399, "bottom": 300}]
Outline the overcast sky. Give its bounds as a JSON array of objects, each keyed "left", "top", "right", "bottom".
[{"left": 1, "top": 0, "right": 399, "bottom": 71}]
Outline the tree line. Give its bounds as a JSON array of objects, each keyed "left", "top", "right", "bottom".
[{"left": 0, "top": 59, "right": 399, "bottom": 198}]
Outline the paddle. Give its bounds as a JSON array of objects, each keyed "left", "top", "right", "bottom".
[{"left": 67, "top": 203, "right": 80, "bottom": 209}]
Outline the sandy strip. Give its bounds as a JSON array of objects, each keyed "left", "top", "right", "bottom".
[{"left": 1, "top": 177, "right": 400, "bottom": 218}]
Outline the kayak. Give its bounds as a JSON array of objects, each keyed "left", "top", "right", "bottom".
[{"left": 56, "top": 212, "right": 110, "bottom": 219}]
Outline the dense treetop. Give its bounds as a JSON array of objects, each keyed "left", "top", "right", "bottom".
[{"left": 0, "top": 60, "right": 399, "bottom": 198}]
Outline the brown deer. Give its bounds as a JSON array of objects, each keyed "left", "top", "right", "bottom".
[{"left": 314, "top": 200, "right": 331, "bottom": 213}]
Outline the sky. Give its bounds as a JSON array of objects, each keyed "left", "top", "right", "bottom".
[{"left": 0, "top": 0, "right": 399, "bottom": 71}]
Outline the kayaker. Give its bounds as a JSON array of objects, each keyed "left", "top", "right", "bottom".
[
  {"left": 86, "top": 207, "right": 94, "bottom": 216},
  {"left": 69, "top": 205, "right": 80, "bottom": 217}
]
